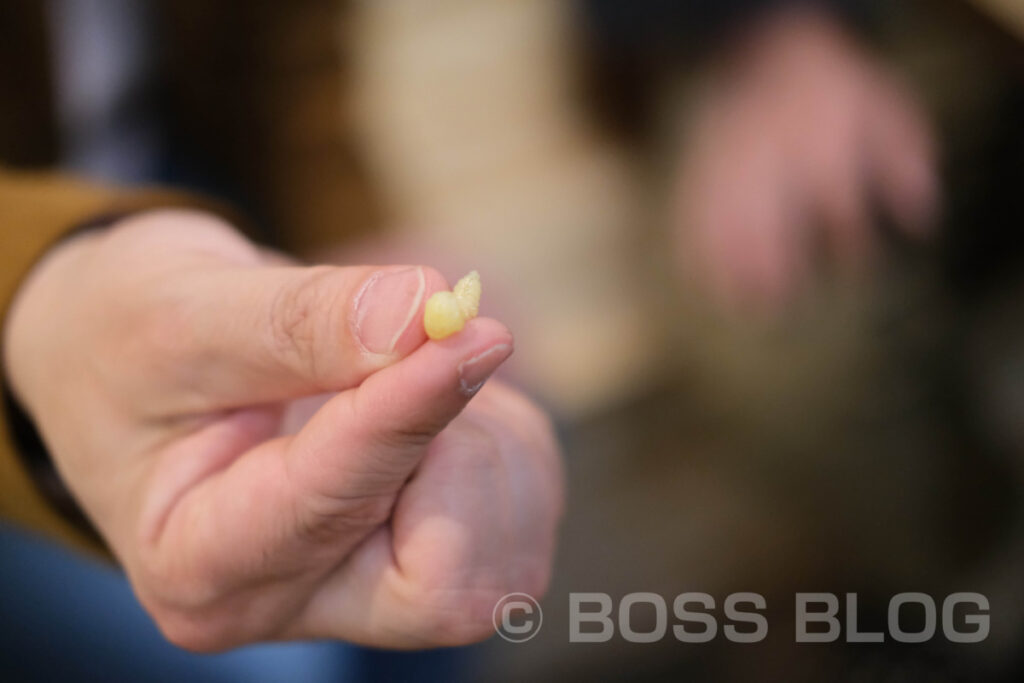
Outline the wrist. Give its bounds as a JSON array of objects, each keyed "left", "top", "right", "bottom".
[
  {"left": 2, "top": 220, "right": 109, "bottom": 416},
  {"left": 1, "top": 220, "right": 113, "bottom": 540}
]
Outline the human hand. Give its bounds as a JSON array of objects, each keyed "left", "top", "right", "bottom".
[
  {"left": 2, "top": 209, "right": 563, "bottom": 650},
  {"left": 673, "top": 7, "right": 938, "bottom": 310}
]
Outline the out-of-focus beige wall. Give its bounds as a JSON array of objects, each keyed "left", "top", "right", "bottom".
[{"left": 346, "top": 0, "right": 667, "bottom": 417}]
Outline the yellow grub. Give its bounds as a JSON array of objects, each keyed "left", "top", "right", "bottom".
[
  {"left": 424, "top": 271, "right": 482, "bottom": 340},
  {"left": 453, "top": 270, "right": 481, "bottom": 319},
  {"left": 424, "top": 291, "right": 465, "bottom": 339}
]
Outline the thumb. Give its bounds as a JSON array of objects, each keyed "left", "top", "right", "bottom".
[
  {"left": 287, "top": 317, "right": 513, "bottom": 508},
  {"left": 154, "top": 263, "right": 450, "bottom": 410}
]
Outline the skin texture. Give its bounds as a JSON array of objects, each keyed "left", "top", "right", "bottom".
[
  {"left": 2, "top": 209, "right": 564, "bottom": 651},
  {"left": 674, "top": 7, "right": 939, "bottom": 311}
]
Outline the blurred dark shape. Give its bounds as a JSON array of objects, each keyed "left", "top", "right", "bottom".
[{"left": 0, "top": 1, "right": 59, "bottom": 166}]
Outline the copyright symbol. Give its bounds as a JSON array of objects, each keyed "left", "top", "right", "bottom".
[{"left": 492, "top": 592, "right": 543, "bottom": 643}]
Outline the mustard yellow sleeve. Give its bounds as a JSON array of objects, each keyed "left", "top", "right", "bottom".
[{"left": 0, "top": 166, "right": 220, "bottom": 557}]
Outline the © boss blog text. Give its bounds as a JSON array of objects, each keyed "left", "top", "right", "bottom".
[{"left": 567, "top": 592, "right": 989, "bottom": 644}]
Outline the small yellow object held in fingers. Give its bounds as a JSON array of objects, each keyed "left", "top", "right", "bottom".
[{"left": 424, "top": 270, "right": 482, "bottom": 340}]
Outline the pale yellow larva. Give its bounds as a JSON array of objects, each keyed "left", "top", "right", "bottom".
[{"left": 424, "top": 270, "right": 482, "bottom": 340}]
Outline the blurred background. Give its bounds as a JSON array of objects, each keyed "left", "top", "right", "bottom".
[{"left": 2, "top": 0, "right": 1024, "bottom": 680}]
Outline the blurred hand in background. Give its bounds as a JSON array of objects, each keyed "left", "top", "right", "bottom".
[{"left": 674, "top": 7, "right": 939, "bottom": 311}]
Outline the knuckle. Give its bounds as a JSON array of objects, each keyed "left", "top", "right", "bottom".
[
  {"left": 520, "top": 562, "right": 554, "bottom": 601},
  {"left": 141, "top": 586, "right": 208, "bottom": 621},
  {"left": 294, "top": 492, "right": 395, "bottom": 544},
  {"left": 139, "top": 588, "right": 230, "bottom": 652},
  {"left": 133, "top": 548, "right": 283, "bottom": 652},
  {"left": 137, "top": 574, "right": 249, "bottom": 653},
  {"left": 440, "top": 421, "right": 502, "bottom": 467},
  {"left": 335, "top": 492, "right": 396, "bottom": 529},
  {"left": 151, "top": 609, "right": 230, "bottom": 653},
  {"left": 267, "top": 266, "right": 344, "bottom": 385},
  {"left": 354, "top": 391, "right": 447, "bottom": 452},
  {"left": 402, "top": 548, "right": 556, "bottom": 646},
  {"left": 517, "top": 395, "right": 558, "bottom": 445},
  {"left": 133, "top": 552, "right": 230, "bottom": 649},
  {"left": 413, "top": 587, "right": 506, "bottom": 646},
  {"left": 376, "top": 422, "right": 441, "bottom": 451},
  {"left": 485, "top": 385, "right": 562, "bottom": 462}
]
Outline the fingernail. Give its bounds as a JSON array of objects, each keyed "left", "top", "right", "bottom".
[
  {"left": 354, "top": 267, "right": 426, "bottom": 355},
  {"left": 457, "top": 343, "right": 513, "bottom": 397}
]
